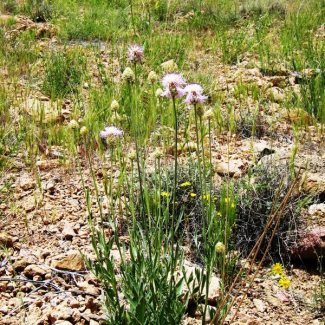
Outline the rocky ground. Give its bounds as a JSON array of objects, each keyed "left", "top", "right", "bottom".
[{"left": 0, "top": 13, "right": 325, "bottom": 325}]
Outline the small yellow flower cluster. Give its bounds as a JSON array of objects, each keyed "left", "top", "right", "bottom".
[
  {"left": 201, "top": 194, "right": 210, "bottom": 200},
  {"left": 180, "top": 182, "right": 191, "bottom": 187},
  {"left": 279, "top": 274, "right": 291, "bottom": 290},
  {"left": 190, "top": 193, "right": 197, "bottom": 197},
  {"left": 271, "top": 263, "right": 291, "bottom": 290},
  {"left": 161, "top": 192, "right": 169, "bottom": 197}
]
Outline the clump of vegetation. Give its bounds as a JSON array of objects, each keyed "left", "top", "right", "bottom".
[
  {"left": 42, "top": 49, "right": 86, "bottom": 99},
  {"left": 234, "top": 163, "right": 306, "bottom": 264}
]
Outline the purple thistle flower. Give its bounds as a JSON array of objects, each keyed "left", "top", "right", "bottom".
[
  {"left": 100, "top": 126, "right": 123, "bottom": 139},
  {"left": 161, "top": 73, "right": 186, "bottom": 98},
  {"left": 127, "top": 44, "right": 144, "bottom": 64},
  {"left": 184, "top": 83, "right": 208, "bottom": 104}
]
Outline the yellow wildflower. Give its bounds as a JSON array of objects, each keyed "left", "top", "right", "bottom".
[
  {"left": 161, "top": 192, "right": 169, "bottom": 197},
  {"left": 279, "top": 276, "right": 291, "bottom": 290},
  {"left": 180, "top": 182, "right": 191, "bottom": 187},
  {"left": 272, "top": 263, "right": 283, "bottom": 275},
  {"left": 225, "top": 197, "right": 230, "bottom": 203},
  {"left": 190, "top": 193, "right": 197, "bottom": 197},
  {"left": 231, "top": 203, "right": 235, "bottom": 208}
]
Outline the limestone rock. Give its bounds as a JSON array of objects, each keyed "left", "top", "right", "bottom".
[
  {"left": 267, "top": 87, "right": 286, "bottom": 103},
  {"left": 181, "top": 261, "right": 221, "bottom": 304},
  {"left": 22, "top": 97, "right": 62, "bottom": 124},
  {"left": 216, "top": 160, "right": 245, "bottom": 178},
  {"left": 253, "top": 298, "right": 266, "bottom": 312},
  {"left": 301, "top": 173, "right": 325, "bottom": 196}
]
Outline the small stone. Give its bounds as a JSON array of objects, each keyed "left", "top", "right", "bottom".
[
  {"left": 20, "top": 175, "right": 36, "bottom": 191},
  {"left": 62, "top": 223, "right": 77, "bottom": 240},
  {"left": 0, "top": 281, "right": 7, "bottom": 292},
  {"left": 36, "top": 159, "right": 60, "bottom": 171},
  {"left": 0, "top": 306, "right": 8, "bottom": 314},
  {"left": 78, "top": 282, "right": 100, "bottom": 296},
  {"left": 253, "top": 298, "right": 266, "bottom": 312},
  {"left": 51, "top": 251, "right": 85, "bottom": 271},
  {"left": 24, "top": 264, "right": 48, "bottom": 277},
  {"left": 0, "top": 232, "right": 13, "bottom": 247},
  {"left": 85, "top": 297, "right": 99, "bottom": 312},
  {"left": 70, "top": 300, "right": 80, "bottom": 308},
  {"left": 13, "top": 256, "right": 38, "bottom": 272}
]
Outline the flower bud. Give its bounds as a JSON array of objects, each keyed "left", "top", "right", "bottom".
[
  {"left": 128, "top": 150, "right": 137, "bottom": 161},
  {"left": 215, "top": 242, "right": 225, "bottom": 254},
  {"left": 203, "top": 109, "right": 214, "bottom": 120},
  {"left": 148, "top": 71, "right": 158, "bottom": 84},
  {"left": 153, "top": 148, "right": 163, "bottom": 159},
  {"left": 68, "top": 119, "right": 79, "bottom": 130},
  {"left": 110, "top": 100, "right": 119, "bottom": 111},
  {"left": 80, "top": 126, "right": 88, "bottom": 136},
  {"left": 155, "top": 88, "right": 163, "bottom": 97},
  {"left": 122, "top": 67, "right": 135, "bottom": 82}
]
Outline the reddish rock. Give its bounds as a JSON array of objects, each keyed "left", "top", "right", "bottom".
[{"left": 291, "top": 227, "right": 325, "bottom": 259}]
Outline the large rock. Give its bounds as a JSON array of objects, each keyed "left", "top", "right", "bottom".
[
  {"left": 301, "top": 173, "right": 325, "bottom": 197},
  {"left": 180, "top": 261, "right": 221, "bottom": 305},
  {"left": 216, "top": 160, "right": 245, "bottom": 178},
  {"left": 291, "top": 226, "right": 325, "bottom": 260},
  {"left": 51, "top": 251, "right": 85, "bottom": 271}
]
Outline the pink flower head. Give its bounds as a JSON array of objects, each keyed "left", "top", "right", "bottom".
[
  {"left": 100, "top": 126, "right": 123, "bottom": 138},
  {"left": 127, "top": 44, "right": 144, "bottom": 64},
  {"left": 184, "top": 83, "right": 208, "bottom": 104},
  {"left": 161, "top": 73, "right": 186, "bottom": 98}
]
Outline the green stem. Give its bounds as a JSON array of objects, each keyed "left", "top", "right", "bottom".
[{"left": 194, "top": 104, "right": 206, "bottom": 243}]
